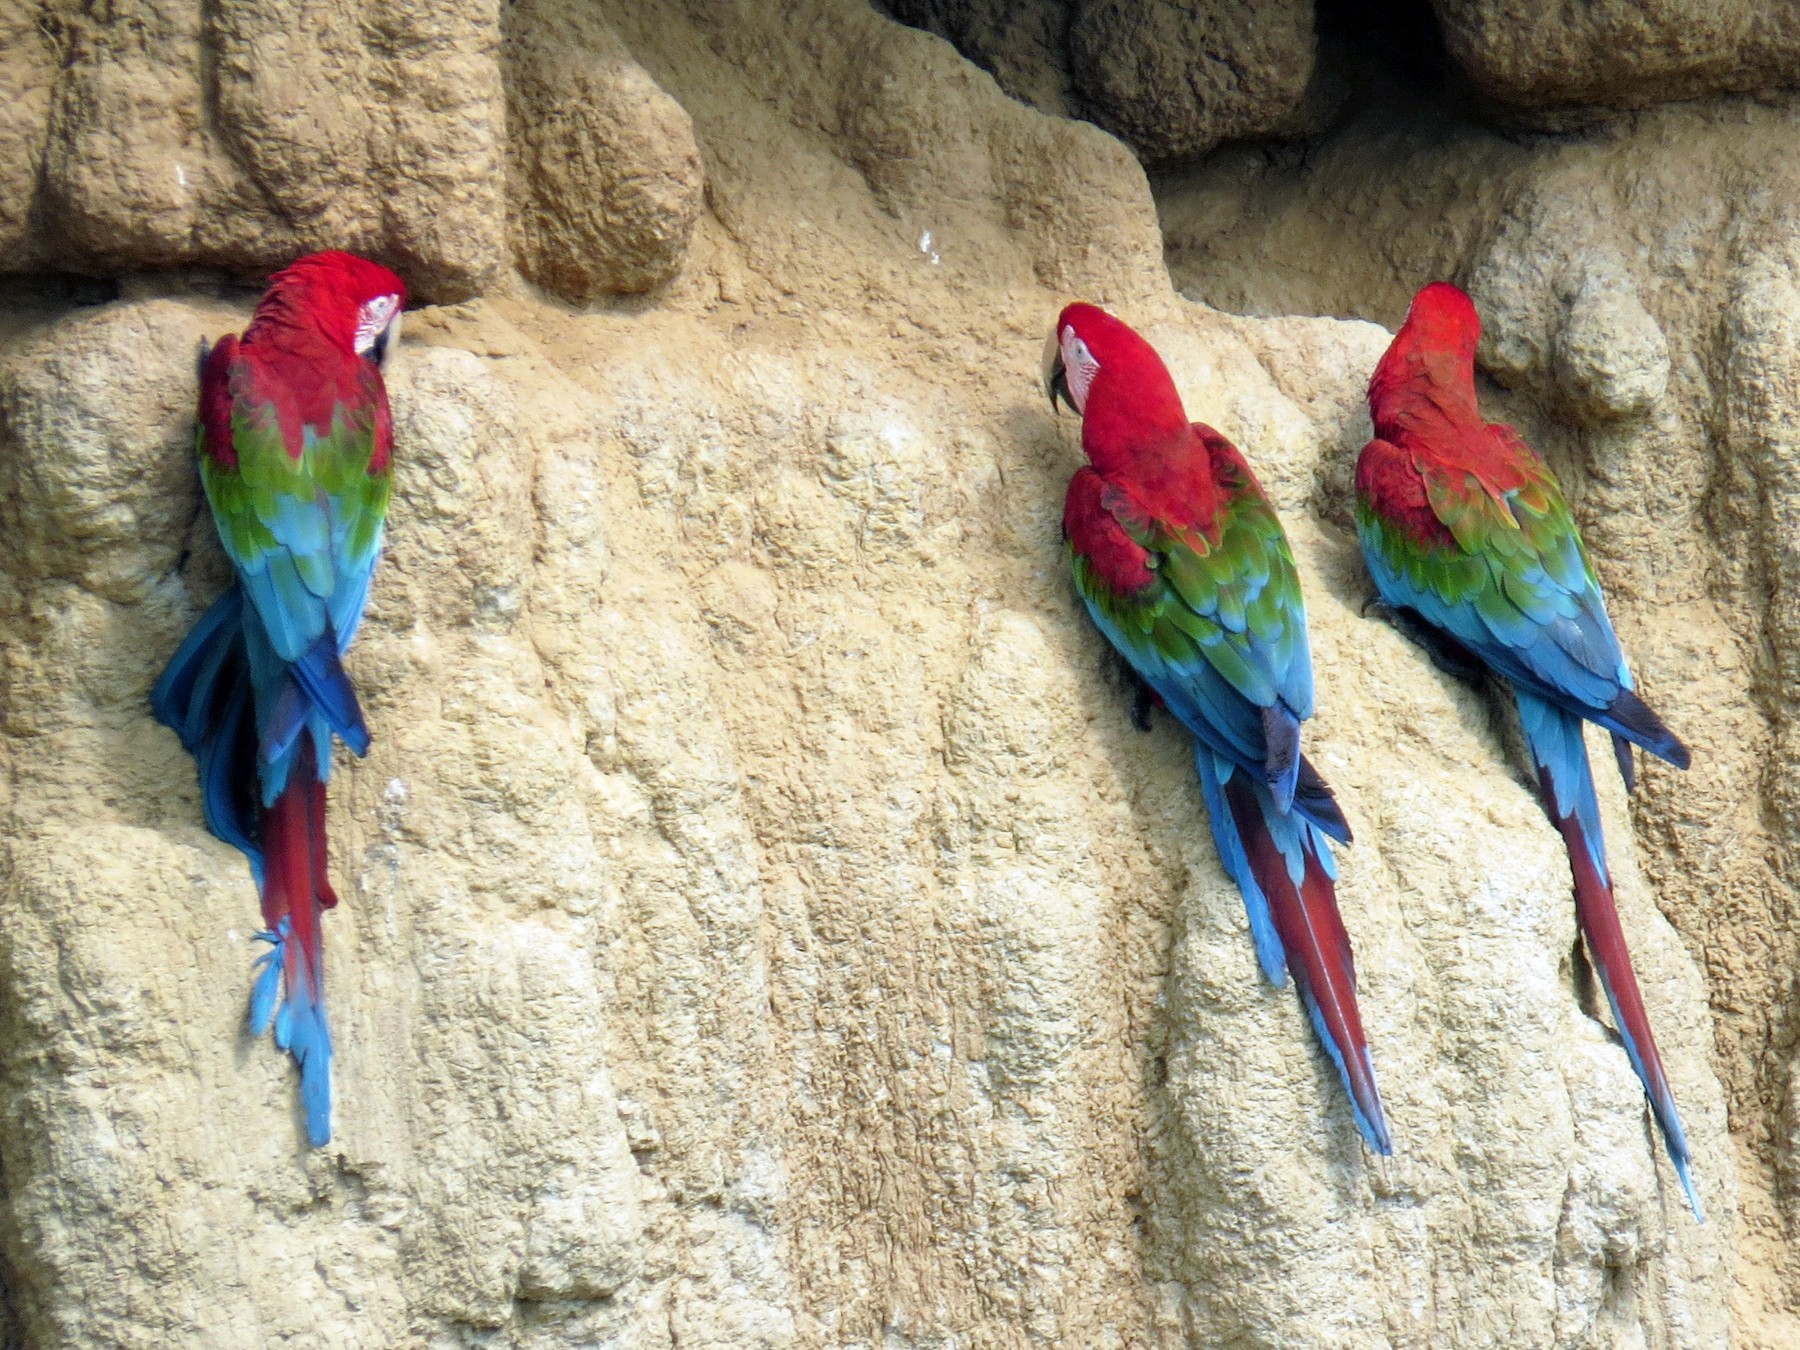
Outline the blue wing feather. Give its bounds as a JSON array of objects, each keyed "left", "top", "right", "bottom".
[
  {"left": 291, "top": 629, "right": 370, "bottom": 755},
  {"left": 152, "top": 586, "right": 265, "bottom": 879},
  {"left": 152, "top": 588, "right": 243, "bottom": 749},
  {"left": 1359, "top": 519, "right": 1656, "bottom": 749}
]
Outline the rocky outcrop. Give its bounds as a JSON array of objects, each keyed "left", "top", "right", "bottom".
[
  {"left": 1067, "top": 0, "right": 1317, "bottom": 162},
  {"left": 504, "top": 0, "right": 704, "bottom": 301},
  {"left": 1431, "top": 0, "right": 1800, "bottom": 116},
  {"left": 0, "top": 0, "right": 1760, "bottom": 1346},
  {"left": 894, "top": 1, "right": 1800, "bottom": 152},
  {"left": 0, "top": 0, "right": 698, "bottom": 302},
  {"left": 886, "top": 0, "right": 1319, "bottom": 162}
]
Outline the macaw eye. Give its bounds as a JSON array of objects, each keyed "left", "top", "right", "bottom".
[
  {"left": 354, "top": 294, "right": 401, "bottom": 363},
  {"left": 1060, "top": 328, "right": 1100, "bottom": 411}
]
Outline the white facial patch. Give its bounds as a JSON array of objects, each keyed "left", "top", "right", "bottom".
[
  {"left": 1059, "top": 326, "right": 1100, "bottom": 413},
  {"left": 354, "top": 293, "right": 401, "bottom": 356}
]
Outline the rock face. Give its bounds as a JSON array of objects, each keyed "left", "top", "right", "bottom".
[
  {"left": 885, "top": 0, "right": 1319, "bottom": 162},
  {"left": 1431, "top": 0, "right": 1800, "bottom": 115},
  {"left": 0, "top": 0, "right": 698, "bottom": 302},
  {"left": 0, "top": 0, "right": 1757, "bottom": 1347}
]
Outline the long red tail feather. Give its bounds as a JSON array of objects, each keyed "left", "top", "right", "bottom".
[
  {"left": 1224, "top": 774, "right": 1392, "bottom": 1154},
  {"left": 1544, "top": 777, "right": 1701, "bottom": 1219},
  {"left": 255, "top": 737, "right": 335, "bottom": 1146}
]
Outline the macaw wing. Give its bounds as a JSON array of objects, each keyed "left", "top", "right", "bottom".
[
  {"left": 1358, "top": 430, "right": 1627, "bottom": 715},
  {"left": 199, "top": 352, "right": 392, "bottom": 666},
  {"left": 1067, "top": 454, "right": 1313, "bottom": 775}
]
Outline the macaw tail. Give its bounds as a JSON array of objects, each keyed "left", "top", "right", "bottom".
[
  {"left": 151, "top": 586, "right": 263, "bottom": 877},
  {"left": 250, "top": 735, "right": 338, "bottom": 1147},
  {"left": 1197, "top": 749, "right": 1392, "bottom": 1155},
  {"left": 1515, "top": 690, "right": 1702, "bottom": 1220}
]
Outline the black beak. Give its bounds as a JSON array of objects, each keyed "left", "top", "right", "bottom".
[
  {"left": 367, "top": 312, "right": 402, "bottom": 369},
  {"left": 1042, "top": 330, "right": 1074, "bottom": 415}
]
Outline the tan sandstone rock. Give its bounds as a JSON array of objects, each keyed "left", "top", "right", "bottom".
[
  {"left": 885, "top": 0, "right": 1321, "bottom": 163},
  {"left": 4, "top": 0, "right": 699, "bottom": 303},
  {"left": 504, "top": 0, "right": 704, "bottom": 301},
  {"left": 0, "top": 0, "right": 1744, "bottom": 1346},
  {"left": 1431, "top": 0, "right": 1800, "bottom": 117},
  {"left": 1068, "top": 0, "right": 1317, "bottom": 163}
]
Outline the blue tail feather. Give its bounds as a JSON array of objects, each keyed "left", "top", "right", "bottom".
[
  {"left": 249, "top": 921, "right": 333, "bottom": 1148},
  {"left": 1588, "top": 955, "right": 1704, "bottom": 1221},
  {"left": 1199, "top": 750, "right": 1389, "bottom": 1153},
  {"left": 1516, "top": 688, "right": 1702, "bottom": 1221},
  {"left": 291, "top": 627, "right": 369, "bottom": 756},
  {"left": 249, "top": 927, "right": 283, "bottom": 1035},
  {"left": 281, "top": 987, "right": 333, "bottom": 1149},
  {"left": 1515, "top": 690, "right": 1608, "bottom": 879},
  {"left": 1197, "top": 749, "right": 1289, "bottom": 985},
  {"left": 1297, "top": 976, "right": 1389, "bottom": 1155}
]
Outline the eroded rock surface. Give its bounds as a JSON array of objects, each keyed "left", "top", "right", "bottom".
[
  {"left": 886, "top": 0, "right": 1318, "bottom": 162},
  {"left": 0, "top": 0, "right": 1745, "bottom": 1346},
  {"left": 1431, "top": 0, "right": 1800, "bottom": 116},
  {"left": 504, "top": 0, "right": 703, "bottom": 301},
  {"left": 1, "top": 0, "right": 699, "bottom": 302}
]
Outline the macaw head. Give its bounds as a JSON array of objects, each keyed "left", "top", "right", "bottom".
[
  {"left": 253, "top": 251, "right": 408, "bottom": 367},
  {"left": 1042, "top": 303, "right": 1190, "bottom": 474},
  {"left": 1369, "top": 281, "right": 1483, "bottom": 429},
  {"left": 1397, "top": 281, "right": 1480, "bottom": 365}
]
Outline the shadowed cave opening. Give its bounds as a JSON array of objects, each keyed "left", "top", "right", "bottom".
[{"left": 879, "top": 0, "right": 1512, "bottom": 330}]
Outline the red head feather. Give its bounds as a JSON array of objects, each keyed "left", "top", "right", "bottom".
[
  {"left": 205, "top": 252, "right": 407, "bottom": 468},
  {"left": 243, "top": 251, "right": 408, "bottom": 360},
  {"left": 1367, "top": 281, "right": 1485, "bottom": 444},
  {"left": 1049, "top": 303, "right": 1192, "bottom": 478}
]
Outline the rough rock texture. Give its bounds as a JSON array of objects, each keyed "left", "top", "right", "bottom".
[
  {"left": 884, "top": 0, "right": 1319, "bottom": 162},
  {"left": 882, "top": 0, "right": 1078, "bottom": 115},
  {"left": 1161, "top": 89, "right": 1800, "bottom": 1349},
  {"left": 1431, "top": 0, "right": 1800, "bottom": 115},
  {"left": 0, "top": 0, "right": 698, "bottom": 302},
  {"left": 504, "top": 0, "right": 703, "bottom": 301},
  {"left": 1067, "top": 0, "right": 1317, "bottom": 163},
  {"left": 0, "top": 0, "right": 1747, "bottom": 1347}
]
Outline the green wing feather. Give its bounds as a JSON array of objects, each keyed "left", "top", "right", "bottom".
[
  {"left": 1358, "top": 427, "right": 1626, "bottom": 706},
  {"left": 1073, "top": 462, "right": 1314, "bottom": 723},
  {"left": 200, "top": 362, "right": 391, "bottom": 663}
]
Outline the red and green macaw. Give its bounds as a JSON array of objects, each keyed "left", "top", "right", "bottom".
[
  {"left": 154, "top": 251, "right": 405, "bottom": 1147},
  {"left": 1356, "top": 280, "right": 1699, "bottom": 1218},
  {"left": 1046, "top": 303, "right": 1391, "bottom": 1154}
]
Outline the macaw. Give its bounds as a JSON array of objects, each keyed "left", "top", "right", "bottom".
[
  {"left": 1045, "top": 303, "right": 1391, "bottom": 1155},
  {"left": 153, "top": 251, "right": 405, "bottom": 1147},
  {"left": 1355, "top": 280, "right": 1700, "bottom": 1218}
]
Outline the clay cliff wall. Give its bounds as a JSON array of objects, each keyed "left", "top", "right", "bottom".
[{"left": 0, "top": 0, "right": 1786, "bottom": 1345}]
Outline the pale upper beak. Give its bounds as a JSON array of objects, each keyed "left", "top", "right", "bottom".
[{"left": 1042, "top": 327, "right": 1074, "bottom": 415}]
